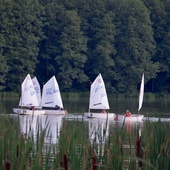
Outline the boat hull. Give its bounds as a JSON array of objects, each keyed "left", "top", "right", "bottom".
[
  {"left": 84, "top": 112, "right": 115, "bottom": 119},
  {"left": 43, "top": 109, "right": 67, "bottom": 115},
  {"left": 114, "top": 114, "right": 144, "bottom": 122},
  {"left": 13, "top": 108, "right": 45, "bottom": 115}
]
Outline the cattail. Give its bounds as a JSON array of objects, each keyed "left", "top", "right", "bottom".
[
  {"left": 91, "top": 156, "right": 98, "bottom": 170},
  {"left": 5, "top": 152, "right": 10, "bottom": 170},
  {"left": 64, "top": 154, "right": 68, "bottom": 170}
]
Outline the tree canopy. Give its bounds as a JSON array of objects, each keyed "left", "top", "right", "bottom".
[{"left": 0, "top": 0, "right": 170, "bottom": 94}]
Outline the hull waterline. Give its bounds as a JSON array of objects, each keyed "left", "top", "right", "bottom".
[
  {"left": 84, "top": 112, "right": 115, "bottom": 119},
  {"left": 13, "top": 108, "right": 45, "bottom": 115}
]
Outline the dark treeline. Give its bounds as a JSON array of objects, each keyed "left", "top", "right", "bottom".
[{"left": 0, "top": 0, "right": 170, "bottom": 94}]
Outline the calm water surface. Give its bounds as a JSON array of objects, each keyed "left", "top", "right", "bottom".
[
  {"left": 0, "top": 97, "right": 170, "bottom": 144},
  {"left": 1, "top": 97, "right": 170, "bottom": 116}
]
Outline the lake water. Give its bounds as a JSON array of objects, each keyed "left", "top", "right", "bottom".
[
  {"left": 2, "top": 96, "right": 170, "bottom": 116},
  {"left": 0, "top": 97, "right": 170, "bottom": 145},
  {"left": 0, "top": 97, "right": 169, "bottom": 169}
]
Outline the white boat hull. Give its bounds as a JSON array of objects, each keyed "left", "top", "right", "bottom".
[
  {"left": 114, "top": 114, "right": 144, "bottom": 122},
  {"left": 43, "top": 109, "right": 67, "bottom": 115},
  {"left": 84, "top": 112, "right": 115, "bottom": 119},
  {"left": 13, "top": 108, "right": 45, "bottom": 115}
]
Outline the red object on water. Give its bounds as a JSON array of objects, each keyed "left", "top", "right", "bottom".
[{"left": 125, "top": 111, "right": 131, "bottom": 117}]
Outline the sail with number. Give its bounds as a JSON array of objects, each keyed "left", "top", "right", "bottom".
[{"left": 89, "top": 73, "right": 110, "bottom": 110}]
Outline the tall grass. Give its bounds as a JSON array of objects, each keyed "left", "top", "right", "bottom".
[
  {"left": 141, "top": 120, "right": 170, "bottom": 170},
  {"left": 0, "top": 115, "right": 169, "bottom": 169}
]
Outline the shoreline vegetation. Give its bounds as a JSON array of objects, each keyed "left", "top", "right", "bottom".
[
  {"left": 0, "top": 115, "right": 169, "bottom": 170},
  {"left": 1, "top": 92, "right": 170, "bottom": 100}
]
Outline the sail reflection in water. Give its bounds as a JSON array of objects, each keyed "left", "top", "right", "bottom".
[
  {"left": 88, "top": 119, "right": 109, "bottom": 156},
  {"left": 19, "top": 115, "right": 63, "bottom": 144}
]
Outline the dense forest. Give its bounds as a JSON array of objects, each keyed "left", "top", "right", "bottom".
[{"left": 0, "top": 0, "right": 170, "bottom": 94}]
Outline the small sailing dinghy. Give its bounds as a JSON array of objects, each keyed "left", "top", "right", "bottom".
[
  {"left": 84, "top": 73, "right": 115, "bottom": 119},
  {"left": 13, "top": 74, "right": 45, "bottom": 115},
  {"left": 115, "top": 73, "right": 144, "bottom": 122},
  {"left": 41, "top": 76, "right": 67, "bottom": 115}
]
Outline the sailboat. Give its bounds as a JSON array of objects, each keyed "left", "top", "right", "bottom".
[
  {"left": 41, "top": 76, "right": 67, "bottom": 115},
  {"left": 84, "top": 73, "right": 115, "bottom": 119},
  {"left": 114, "top": 73, "right": 144, "bottom": 122},
  {"left": 13, "top": 74, "right": 45, "bottom": 115}
]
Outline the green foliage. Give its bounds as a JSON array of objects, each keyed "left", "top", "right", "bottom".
[
  {"left": 37, "top": 2, "right": 88, "bottom": 91},
  {"left": 0, "top": 55, "right": 9, "bottom": 91},
  {"left": 142, "top": 0, "right": 170, "bottom": 92},
  {"left": 0, "top": 0, "right": 170, "bottom": 94},
  {"left": 0, "top": 0, "right": 10, "bottom": 91},
  {"left": 56, "top": 9, "right": 88, "bottom": 91},
  {"left": 0, "top": 0, "right": 44, "bottom": 92},
  {"left": 110, "top": 0, "right": 159, "bottom": 93},
  {"left": 141, "top": 120, "right": 170, "bottom": 169}
]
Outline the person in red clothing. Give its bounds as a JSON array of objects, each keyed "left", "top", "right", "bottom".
[
  {"left": 101, "top": 109, "right": 107, "bottom": 113},
  {"left": 125, "top": 110, "right": 131, "bottom": 117}
]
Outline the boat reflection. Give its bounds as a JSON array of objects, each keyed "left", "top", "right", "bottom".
[
  {"left": 19, "top": 115, "right": 63, "bottom": 144},
  {"left": 88, "top": 119, "right": 109, "bottom": 156}
]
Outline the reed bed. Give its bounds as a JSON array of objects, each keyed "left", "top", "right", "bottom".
[{"left": 0, "top": 115, "right": 169, "bottom": 170}]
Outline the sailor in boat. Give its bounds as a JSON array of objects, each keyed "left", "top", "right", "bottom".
[
  {"left": 101, "top": 109, "right": 107, "bottom": 113},
  {"left": 125, "top": 110, "right": 131, "bottom": 117},
  {"left": 54, "top": 105, "right": 61, "bottom": 110},
  {"left": 29, "top": 106, "right": 35, "bottom": 110}
]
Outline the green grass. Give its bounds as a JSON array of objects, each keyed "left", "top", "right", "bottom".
[{"left": 0, "top": 115, "right": 169, "bottom": 169}]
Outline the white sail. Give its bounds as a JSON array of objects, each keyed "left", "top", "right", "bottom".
[
  {"left": 32, "top": 77, "right": 41, "bottom": 106},
  {"left": 89, "top": 73, "right": 110, "bottom": 110},
  {"left": 138, "top": 73, "right": 144, "bottom": 111},
  {"left": 41, "top": 76, "right": 63, "bottom": 108},
  {"left": 20, "top": 74, "right": 39, "bottom": 107}
]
